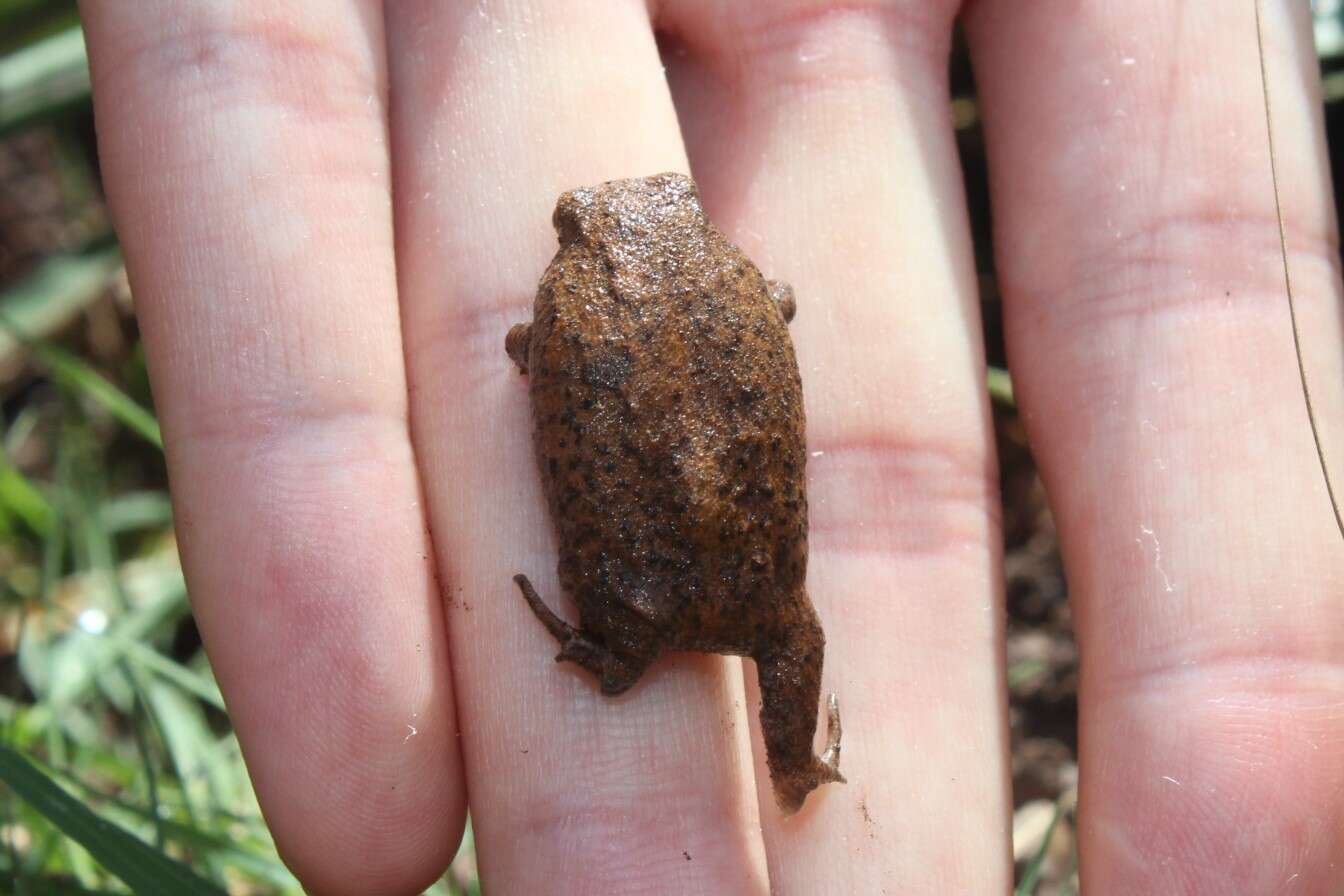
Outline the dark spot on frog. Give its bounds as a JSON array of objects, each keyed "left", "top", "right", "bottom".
[
  {"left": 506, "top": 172, "right": 843, "bottom": 815},
  {"left": 582, "top": 347, "right": 633, "bottom": 391}
]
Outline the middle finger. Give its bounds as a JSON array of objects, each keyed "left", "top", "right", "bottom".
[
  {"left": 664, "top": 0, "right": 1011, "bottom": 889},
  {"left": 386, "top": 2, "right": 768, "bottom": 892}
]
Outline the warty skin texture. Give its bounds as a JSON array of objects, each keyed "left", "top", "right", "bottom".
[{"left": 507, "top": 172, "right": 842, "bottom": 814}]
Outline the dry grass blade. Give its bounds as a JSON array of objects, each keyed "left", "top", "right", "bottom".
[{"left": 1256, "top": 0, "right": 1344, "bottom": 541}]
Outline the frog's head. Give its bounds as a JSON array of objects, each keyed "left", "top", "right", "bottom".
[{"left": 551, "top": 172, "right": 701, "bottom": 245}]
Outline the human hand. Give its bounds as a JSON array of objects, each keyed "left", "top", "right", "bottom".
[{"left": 80, "top": 1, "right": 1344, "bottom": 892}]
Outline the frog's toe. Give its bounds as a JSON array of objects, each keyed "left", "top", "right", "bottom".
[
  {"left": 556, "top": 638, "right": 651, "bottom": 696},
  {"left": 819, "top": 692, "right": 844, "bottom": 780},
  {"left": 514, "top": 574, "right": 575, "bottom": 643},
  {"left": 515, "top": 574, "right": 605, "bottom": 682},
  {"left": 820, "top": 762, "right": 846, "bottom": 786},
  {"left": 555, "top": 634, "right": 601, "bottom": 669}
]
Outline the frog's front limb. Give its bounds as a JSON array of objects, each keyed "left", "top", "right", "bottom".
[
  {"left": 505, "top": 323, "right": 532, "bottom": 374},
  {"left": 767, "top": 280, "right": 796, "bottom": 323},
  {"left": 753, "top": 601, "right": 845, "bottom": 815},
  {"left": 512, "top": 574, "right": 652, "bottom": 695}
]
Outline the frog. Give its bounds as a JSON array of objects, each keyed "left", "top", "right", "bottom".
[{"left": 505, "top": 172, "right": 843, "bottom": 814}]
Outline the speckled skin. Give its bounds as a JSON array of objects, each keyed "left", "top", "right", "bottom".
[{"left": 507, "top": 173, "right": 843, "bottom": 814}]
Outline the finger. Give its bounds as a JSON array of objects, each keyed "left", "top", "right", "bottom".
[
  {"left": 662, "top": 0, "right": 1011, "bottom": 889},
  {"left": 385, "top": 3, "right": 768, "bottom": 893},
  {"left": 965, "top": 1, "right": 1344, "bottom": 890},
  {"left": 80, "top": 2, "right": 463, "bottom": 892}
]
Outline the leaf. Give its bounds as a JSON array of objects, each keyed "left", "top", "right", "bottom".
[{"left": 0, "top": 744, "right": 226, "bottom": 895}]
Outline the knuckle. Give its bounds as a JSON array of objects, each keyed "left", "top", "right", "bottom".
[
  {"left": 405, "top": 298, "right": 529, "bottom": 400},
  {"left": 107, "top": 12, "right": 380, "bottom": 125},
  {"left": 173, "top": 393, "right": 411, "bottom": 474},
  {"left": 676, "top": 0, "right": 956, "bottom": 94},
  {"left": 807, "top": 433, "right": 999, "bottom": 557},
  {"left": 1042, "top": 207, "right": 1341, "bottom": 329}
]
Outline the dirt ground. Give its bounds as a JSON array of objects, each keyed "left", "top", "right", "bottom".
[{"left": 999, "top": 400, "right": 1080, "bottom": 891}]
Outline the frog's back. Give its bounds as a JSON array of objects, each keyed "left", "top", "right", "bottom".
[{"left": 524, "top": 174, "right": 807, "bottom": 640}]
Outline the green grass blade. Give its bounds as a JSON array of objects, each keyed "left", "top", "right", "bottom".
[
  {"left": 0, "top": 246, "right": 122, "bottom": 371},
  {"left": 987, "top": 366, "right": 1015, "bottom": 407},
  {"left": 125, "top": 644, "right": 224, "bottom": 713},
  {"left": 0, "top": 744, "right": 226, "bottom": 895},
  {"left": 0, "top": 24, "right": 89, "bottom": 133},
  {"left": 151, "top": 821, "right": 297, "bottom": 890},
  {"left": 3, "top": 878, "right": 124, "bottom": 895},
  {"left": 1007, "top": 657, "right": 1046, "bottom": 690},
  {"left": 0, "top": 1, "right": 78, "bottom": 54},
  {"left": 35, "top": 344, "right": 162, "bottom": 451},
  {"left": 33, "top": 770, "right": 298, "bottom": 892},
  {"left": 99, "top": 492, "right": 173, "bottom": 534},
  {"left": 143, "top": 682, "right": 214, "bottom": 810},
  {"left": 1014, "top": 798, "right": 1063, "bottom": 896},
  {"left": 42, "top": 564, "right": 187, "bottom": 706},
  {"left": 0, "top": 0, "right": 51, "bottom": 25},
  {"left": 0, "top": 460, "right": 53, "bottom": 537}
]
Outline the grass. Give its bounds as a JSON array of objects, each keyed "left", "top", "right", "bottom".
[{"left": 0, "top": 328, "right": 481, "bottom": 887}]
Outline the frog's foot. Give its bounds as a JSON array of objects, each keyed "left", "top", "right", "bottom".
[
  {"left": 754, "top": 607, "right": 844, "bottom": 815},
  {"left": 505, "top": 323, "right": 532, "bottom": 374},
  {"left": 767, "top": 280, "right": 796, "bottom": 323},
  {"left": 776, "top": 755, "right": 846, "bottom": 816},
  {"left": 772, "top": 697, "right": 845, "bottom": 815},
  {"left": 512, "top": 574, "right": 650, "bottom": 696}
]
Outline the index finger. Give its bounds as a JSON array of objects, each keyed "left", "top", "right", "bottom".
[{"left": 80, "top": 2, "right": 464, "bottom": 892}]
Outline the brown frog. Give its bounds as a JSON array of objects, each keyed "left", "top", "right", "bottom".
[{"left": 506, "top": 172, "right": 843, "bottom": 814}]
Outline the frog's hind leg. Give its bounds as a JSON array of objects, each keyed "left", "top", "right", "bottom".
[
  {"left": 512, "top": 574, "right": 652, "bottom": 695},
  {"left": 514, "top": 574, "right": 601, "bottom": 673},
  {"left": 754, "top": 601, "right": 844, "bottom": 815}
]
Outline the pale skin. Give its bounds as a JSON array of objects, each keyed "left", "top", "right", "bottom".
[{"left": 79, "top": 1, "right": 1344, "bottom": 893}]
